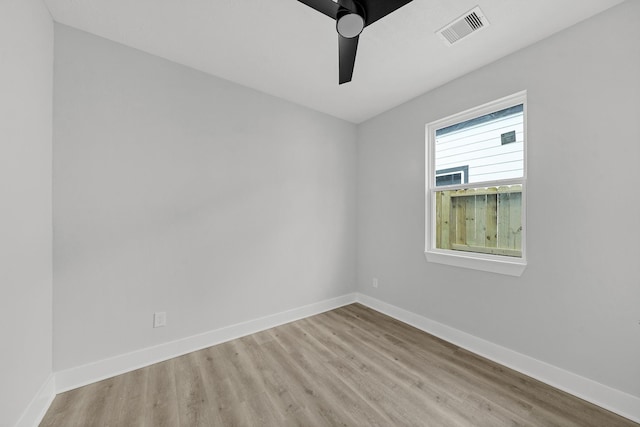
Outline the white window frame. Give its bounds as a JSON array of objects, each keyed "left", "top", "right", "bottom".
[{"left": 425, "top": 91, "right": 527, "bottom": 276}]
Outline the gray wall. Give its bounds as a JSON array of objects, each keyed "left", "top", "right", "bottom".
[
  {"left": 357, "top": 0, "right": 640, "bottom": 398},
  {"left": 0, "top": 0, "right": 53, "bottom": 425},
  {"left": 53, "top": 25, "right": 357, "bottom": 371}
]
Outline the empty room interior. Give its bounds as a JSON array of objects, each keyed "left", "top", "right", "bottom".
[{"left": 2, "top": 0, "right": 640, "bottom": 425}]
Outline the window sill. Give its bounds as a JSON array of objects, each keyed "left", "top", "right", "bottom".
[{"left": 424, "top": 250, "right": 526, "bottom": 276}]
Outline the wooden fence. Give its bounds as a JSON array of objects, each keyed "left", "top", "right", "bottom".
[{"left": 435, "top": 185, "right": 522, "bottom": 257}]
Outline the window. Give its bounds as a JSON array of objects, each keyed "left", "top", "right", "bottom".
[
  {"left": 425, "top": 92, "right": 527, "bottom": 276},
  {"left": 436, "top": 165, "right": 469, "bottom": 186}
]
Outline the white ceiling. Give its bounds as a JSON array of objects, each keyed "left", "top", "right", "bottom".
[{"left": 44, "top": 0, "right": 625, "bottom": 123}]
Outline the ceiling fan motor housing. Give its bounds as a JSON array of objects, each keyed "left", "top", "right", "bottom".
[{"left": 337, "top": 13, "right": 365, "bottom": 38}]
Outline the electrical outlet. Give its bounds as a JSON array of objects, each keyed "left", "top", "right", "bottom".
[
  {"left": 372, "top": 277, "right": 379, "bottom": 288},
  {"left": 153, "top": 311, "right": 166, "bottom": 328}
]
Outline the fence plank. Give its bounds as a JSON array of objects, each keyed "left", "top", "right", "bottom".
[
  {"left": 510, "top": 191, "right": 522, "bottom": 251},
  {"left": 485, "top": 188, "right": 498, "bottom": 248},
  {"left": 450, "top": 186, "right": 521, "bottom": 197},
  {"left": 464, "top": 190, "right": 477, "bottom": 246},
  {"left": 454, "top": 190, "right": 467, "bottom": 245},
  {"left": 475, "top": 193, "right": 487, "bottom": 250},
  {"left": 497, "top": 186, "right": 512, "bottom": 249},
  {"left": 451, "top": 243, "right": 521, "bottom": 258},
  {"left": 435, "top": 192, "right": 442, "bottom": 248},
  {"left": 440, "top": 191, "right": 451, "bottom": 249}
]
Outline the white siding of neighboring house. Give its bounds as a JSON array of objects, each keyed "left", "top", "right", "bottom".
[{"left": 435, "top": 112, "right": 524, "bottom": 184}]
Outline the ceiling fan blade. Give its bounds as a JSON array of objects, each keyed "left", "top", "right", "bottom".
[
  {"left": 297, "top": 0, "right": 340, "bottom": 19},
  {"left": 362, "top": 0, "right": 413, "bottom": 26},
  {"left": 338, "top": 34, "right": 359, "bottom": 84}
]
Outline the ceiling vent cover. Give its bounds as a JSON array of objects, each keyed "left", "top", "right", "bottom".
[{"left": 437, "top": 6, "right": 489, "bottom": 45}]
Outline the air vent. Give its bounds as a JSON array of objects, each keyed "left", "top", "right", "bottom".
[{"left": 437, "top": 6, "right": 489, "bottom": 45}]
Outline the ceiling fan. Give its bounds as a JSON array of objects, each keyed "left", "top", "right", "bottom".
[{"left": 297, "top": 0, "right": 414, "bottom": 84}]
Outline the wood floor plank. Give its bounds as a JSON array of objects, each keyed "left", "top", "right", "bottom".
[
  {"left": 300, "top": 317, "right": 443, "bottom": 412},
  {"left": 194, "top": 347, "right": 247, "bottom": 426},
  {"left": 71, "top": 377, "right": 119, "bottom": 426},
  {"left": 173, "top": 352, "right": 219, "bottom": 426},
  {"left": 105, "top": 366, "right": 147, "bottom": 426},
  {"left": 304, "top": 313, "right": 489, "bottom": 426},
  {"left": 258, "top": 338, "right": 360, "bottom": 426},
  {"left": 321, "top": 310, "right": 533, "bottom": 424},
  {"left": 40, "top": 304, "right": 639, "bottom": 427},
  {"left": 143, "top": 359, "right": 179, "bottom": 427},
  {"left": 39, "top": 389, "right": 82, "bottom": 427},
  {"left": 235, "top": 335, "right": 306, "bottom": 420},
  {"left": 268, "top": 323, "right": 388, "bottom": 426}
]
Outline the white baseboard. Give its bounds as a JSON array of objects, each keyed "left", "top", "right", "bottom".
[
  {"left": 56, "top": 293, "right": 358, "bottom": 393},
  {"left": 15, "top": 374, "right": 56, "bottom": 427},
  {"left": 356, "top": 293, "right": 640, "bottom": 424}
]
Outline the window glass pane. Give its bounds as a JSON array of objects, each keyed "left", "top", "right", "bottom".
[
  {"left": 434, "top": 185, "right": 522, "bottom": 257},
  {"left": 435, "top": 104, "right": 524, "bottom": 186},
  {"left": 436, "top": 173, "right": 461, "bottom": 186}
]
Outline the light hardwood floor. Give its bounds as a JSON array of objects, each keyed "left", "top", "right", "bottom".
[{"left": 41, "top": 304, "right": 638, "bottom": 426}]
